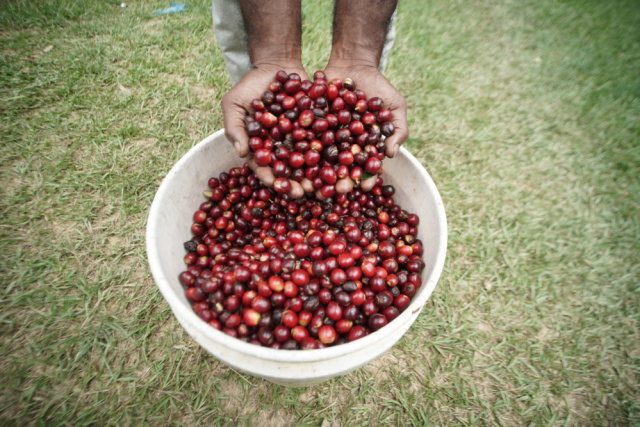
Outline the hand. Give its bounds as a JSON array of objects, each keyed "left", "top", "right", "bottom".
[
  {"left": 323, "top": 62, "right": 408, "bottom": 192},
  {"left": 221, "top": 64, "right": 310, "bottom": 199}
]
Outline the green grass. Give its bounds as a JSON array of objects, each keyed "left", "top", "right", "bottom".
[{"left": 1, "top": 0, "right": 639, "bottom": 424}]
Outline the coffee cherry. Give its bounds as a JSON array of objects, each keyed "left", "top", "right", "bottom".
[
  {"left": 178, "top": 271, "right": 195, "bottom": 287},
  {"left": 273, "top": 177, "right": 291, "bottom": 194},
  {"left": 292, "top": 269, "right": 310, "bottom": 286},
  {"left": 254, "top": 148, "right": 272, "bottom": 166},
  {"left": 348, "top": 325, "right": 367, "bottom": 342},
  {"left": 243, "top": 308, "right": 261, "bottom": 327},
  {"left": 377, "top": 108, "right": 392, "bottom": 122},
  {"left": 318, "top": 325, "right": 337, "bottom": 344},
  {"left": 368, "top": 313, "right": 388, "bottom": 331},
  {"left": 367, "top": 97, "right": 383, "bottom": 112},
  {"left": 326, "top": 301, "right": 343, "bottom": 321},
  {"left": 365, "top": 156, "right": 382, "bottom": 174}
]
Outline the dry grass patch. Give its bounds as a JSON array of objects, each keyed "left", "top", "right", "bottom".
[
  {"left": 180, "top": 108, "right": 214, "bottom": 140},
  {"left": 191, "top": 84, "right": 218, "bottom": 101}
]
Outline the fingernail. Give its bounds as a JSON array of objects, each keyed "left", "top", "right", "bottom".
[{"left": 233, "top": 141, "right": 245, "bottom": 156}]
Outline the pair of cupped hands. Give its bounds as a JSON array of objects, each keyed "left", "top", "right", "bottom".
[{"left": 221, "top": 61, "right": 408, "bottom": 199}]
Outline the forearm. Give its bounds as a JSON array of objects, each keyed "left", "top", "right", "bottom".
[
  {"left": 329, "top": 0, "right": 398, "bottom": 68},
  {"left": 239, "top": 0, "right": 303, "bottom": 68}
]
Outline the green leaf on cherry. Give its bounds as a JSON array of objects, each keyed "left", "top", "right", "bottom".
[{"left": 362, "top": 172, "right": 376, "bottom": 180}]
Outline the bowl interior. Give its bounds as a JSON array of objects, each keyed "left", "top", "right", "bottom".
[{"left": 146, "top": 129, "right": 446, "bottom": 362}]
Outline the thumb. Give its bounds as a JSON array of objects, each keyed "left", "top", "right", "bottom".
[
  {"left": 223, "top": 103, "right": 250, "bottom": 157},
  {"left": 384, "top": 118, "right": 409, "bottom": 158}
]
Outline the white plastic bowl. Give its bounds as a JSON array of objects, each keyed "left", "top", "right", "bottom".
[{"left": 146, "top": 129, "right": 447, "bottom": 386}]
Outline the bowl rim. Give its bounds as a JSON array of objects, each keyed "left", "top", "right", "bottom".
[{"left": 146, "top": 129, "right": 447, "bottom": 363}]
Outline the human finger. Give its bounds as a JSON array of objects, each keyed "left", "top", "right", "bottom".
[
  {"left": 335, "top": 177, "right": 354, "bottom": 194},
  {"left": 222, "top": 96, "right": 250, "bottom": 157},
  {"left": 360, "top": 175, "right": 378, "bottom": 192},
  {"left": 289, "top": 180, "right": 304, "bottom": 199},
  {"left": 301, "top": 178, "right": 314, "bottom": 193},
  {"left": 247, "top": 157, "right": 275, "bottom": 186}
]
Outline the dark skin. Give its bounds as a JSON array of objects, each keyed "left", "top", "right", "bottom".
[
  {"left": 222, "top": 0, "right": 408, "bottom": 199},
  {"left": 222, "top": 0, "right": 308, "bottom": 197},
  {"left": 327, "top": 0, "right": 408, "bottom": 159}
]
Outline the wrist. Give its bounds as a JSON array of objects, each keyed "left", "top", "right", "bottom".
[
  {"left": 325, "top": 57, "right": 379, "bottom": 79},
  {"left": 329, "top": 0, "right": 397, "bottom": 71},
  {"left": 239, "top": 0, "right": 303, "bottom": 73},
  {"left": 327, "top": 50, "right": 379, "bottom": 71},
  {"left": 250, "top": 45, "right": 303, "bottom": 71},
  {"left": 252, "top": 56, "right": 304, "bottom": 72}
]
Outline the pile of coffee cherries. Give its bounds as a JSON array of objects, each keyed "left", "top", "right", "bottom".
[
  {"left": 179, "top": 164, "right": 424, "bottom": 350},
  {"left": 245, "top": 70, "right": 395, "bottom": 197}
]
